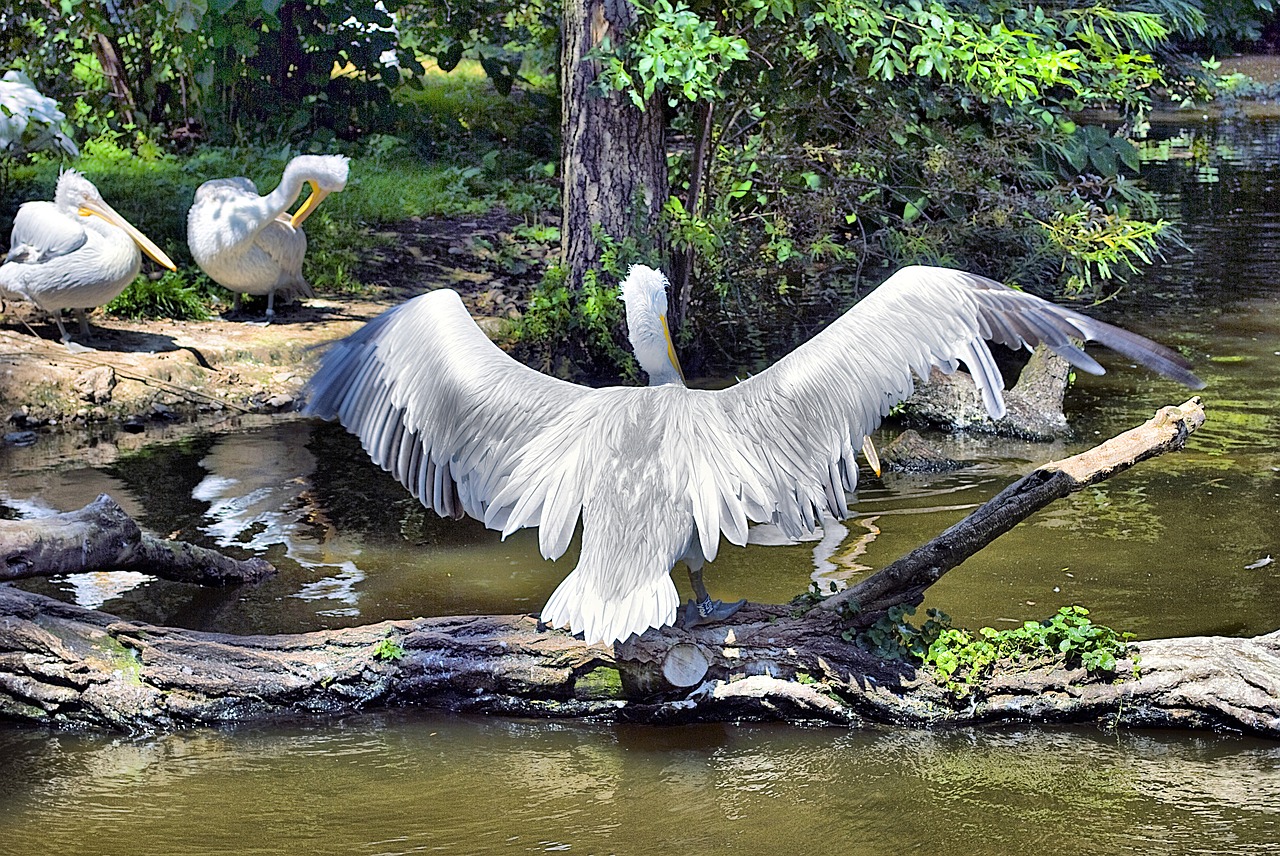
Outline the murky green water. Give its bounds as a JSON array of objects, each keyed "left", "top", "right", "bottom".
[{"left": 1, "top": 121, "right": 1279, "bottom": 854}]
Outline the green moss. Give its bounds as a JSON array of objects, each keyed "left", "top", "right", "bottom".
[
  {"left": 854, "top": 605, "right": 1137, "bottom": 699},
  {"left": 574, "top": 666, "right": 624, "bottom": 701}
]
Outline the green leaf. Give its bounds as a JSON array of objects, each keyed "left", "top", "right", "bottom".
[{"left": 438, "top": 41, "right": 464, "bottom": 72}]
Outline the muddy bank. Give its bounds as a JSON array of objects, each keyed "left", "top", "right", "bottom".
[{"left": 0, "top": 210, "right": 541, "bottom": 439}]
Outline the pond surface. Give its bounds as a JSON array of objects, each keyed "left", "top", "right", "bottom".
[{"left": 1, "top": 120, "right": 1279, "bottom": 854}]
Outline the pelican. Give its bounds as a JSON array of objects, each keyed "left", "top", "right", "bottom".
[
  {"left": 303, "top": 265, "right": 1204, "bottom": 645},
  {"left": 0, "top": 169, "right": 177, "bottom": 343},
  {"left": 187, "top": 154, "right": 349, "bottom": 321},
  {"left": 0, "top": 70, "right": 79, "bottom": 158}
]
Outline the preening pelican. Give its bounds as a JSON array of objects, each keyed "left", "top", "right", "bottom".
[
  {"left": 187, "top": 155, "right": 349, "bottom": 320},
  {"left": 0, "top": 169, "right": 177, "bottom": 343},
  {"left": 303, "top": 265, "right": 1204, "bottom": 645}
]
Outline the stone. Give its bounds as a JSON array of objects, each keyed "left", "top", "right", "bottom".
[{"left": 74, "top": 366, "right": 116, "bottom": 404}]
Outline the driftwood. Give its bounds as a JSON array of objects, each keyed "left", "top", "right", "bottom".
[
  {"left": 823, "top": 398, "right": 1207, "bottom": 625},
  {"left": 4, "top": 397, "right": 1274, "bottom": 737},
  {"left": 0, "top": 494, "right": 275, "bottom": 586},
  {"left": 902, "top": 344, "right": 1074, "bottom": 439}
]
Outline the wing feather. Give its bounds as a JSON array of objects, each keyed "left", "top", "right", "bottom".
[
  {"left": 303, "top": 288, "right": 589, "bottom": 540},
  {"left": 5, "top": 201, "right": 87, "bottom": 263},
  {"left": 712, "top": 265, "right": 1203, "bottom": 541}
]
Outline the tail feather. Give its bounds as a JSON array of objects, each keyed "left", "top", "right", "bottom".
[{"left": 542, "top": 564, "right": 679, "bottom": 646}]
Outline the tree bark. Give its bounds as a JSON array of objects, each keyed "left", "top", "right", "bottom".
[
  {"left": 0, "top": 494, "right": 274, "bottom": 586},
  {"left": 5, "top": 399, "right": 1263, "bottom": 737},
  {"left": 560, "top": 0, "right": 669, "bottom": 286}
]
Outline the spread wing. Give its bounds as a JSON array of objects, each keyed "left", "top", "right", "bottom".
[
  {"left": 4, "top": 200, "right": 86, "bottom": 264},
  {"left": 302, "top": 288, "right": 592, "bottom": 534},
  {"left": 710, "top": 265, "right": 1204, "bottom": 542}
]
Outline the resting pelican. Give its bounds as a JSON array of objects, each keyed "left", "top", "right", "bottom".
[
  {"left": 303, "top": 265, "right": 1203, "bottom": 645},
  {"left": 187, "top": 154, "right": 349, "bottom": 320},
  {"left": 0, "top": 169, "right": 177, "bottom": 343}
]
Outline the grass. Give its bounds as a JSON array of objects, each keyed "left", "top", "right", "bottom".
[{"left": 1, "top": 62, "right": 560, "bottom": 318}]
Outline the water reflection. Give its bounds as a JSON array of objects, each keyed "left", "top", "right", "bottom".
[{"left": 1, "top": 716, "right": 1279, "bottom": 855}]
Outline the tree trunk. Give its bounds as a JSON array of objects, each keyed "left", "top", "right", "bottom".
[
  {"left": 6, "top": 400, "right": 1262, "bottom": 736},
  {"left": 91, "top": 32, "right": 144, "bottom": 128},
  {"left": 559, "top": 0, "right": 669, "bottom": 286}
]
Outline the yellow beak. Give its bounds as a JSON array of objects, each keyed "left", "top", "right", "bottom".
[
  {"left": 79, "top": 199, "right": 178, "bottom": 272},
  {"left": 661, "top": 313, "right": 686, "bottom": 384},
  {"left": 290, "top": 180, "right": 330, "bottom": 228}
]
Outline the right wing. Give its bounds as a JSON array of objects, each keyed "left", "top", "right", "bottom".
[{"left": 713, "top": 265, "right": 1204, "bottom": 541}]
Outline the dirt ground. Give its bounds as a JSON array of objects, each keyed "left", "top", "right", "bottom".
[{"left": 0, "top": 209, "right": 544, "bottom": 441}]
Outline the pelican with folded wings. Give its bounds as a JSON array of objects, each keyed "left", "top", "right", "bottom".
[
  {"left": 303, "top": 265, "right": 1204, "bottom": 645},
  {"left": 187, "top": 154, "right": 348, "bottom": 320},
  {"left": 0, "top": 169, "right": 177, "bottom": 343}
]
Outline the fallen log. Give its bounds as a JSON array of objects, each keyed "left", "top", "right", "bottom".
[
  {"left": 0, "top": 494, "right": 275, "bottom": 586},
  {"left": 4, "top": 398, "right": 1270, "bottom": 737}
]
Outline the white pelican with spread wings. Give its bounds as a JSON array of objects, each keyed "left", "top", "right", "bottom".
[{"left": 304, "top": 265, "right": 1203, "bottom": 645}]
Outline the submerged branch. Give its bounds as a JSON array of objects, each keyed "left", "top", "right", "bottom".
[
  {"left": 0, "top": 494, "right": 275, "bottom": 586},
  {"left": 820, "top": 397, "right": 1205, "bottom": 626}
]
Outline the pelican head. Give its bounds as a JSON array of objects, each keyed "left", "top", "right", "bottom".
[
  {"left": 55, "top": 169, "right": 176, "bottom": 271},
  {"left": 620, "top": 264, "right": 685, "bottom": 386},
  {"left": 285, "top": 155, "right": 350, "bottom": 228}
]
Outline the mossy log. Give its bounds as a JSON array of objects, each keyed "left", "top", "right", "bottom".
[{"left": 4, "top": 398, "right": 1271, "bottom": 737}]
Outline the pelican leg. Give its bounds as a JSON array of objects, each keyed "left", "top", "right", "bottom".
[
  {"left": 53, "top": 313, "right": 73, "bottom": 344},
  {"left": 265, "top": 290, "right": 275, "bottom": 323},
  {"left": 76, "top": 308, "right": 91, "bottom": 337},
  {"left": 681, "top": 564, "right": 746, "bottom": 629},
  {"left": 231, "top": 293, "right": 242, "bottom": 316}
]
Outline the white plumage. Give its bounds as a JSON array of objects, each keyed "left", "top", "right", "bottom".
[
  {"left": 304, "top": 264, "right": 1204, "bottom": 645},
  {"left": 0, "top": 71, "right": 78, "bottom": 158},
  {"left": 187, "top": 154, "right": 349, "bottom": 320},
  {"left": 0, "top": 169, "right": 176, "bottom": 342}
]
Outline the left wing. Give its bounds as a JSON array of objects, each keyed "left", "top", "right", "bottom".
[{"left": 5, "top": 200, "right": 86, "bottom": 264}]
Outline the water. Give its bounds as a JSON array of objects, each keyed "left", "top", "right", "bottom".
[{"left": 1, "top": 120, "right": 1279, "bottom": 854}]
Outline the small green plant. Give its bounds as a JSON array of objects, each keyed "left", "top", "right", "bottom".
[
  {"left": 106, "top": 271, "right": 215, "bottom": 320},
  {"left": 856, "top": 605, "right": 1137, "bottom": 698},
  {"left": 372, "top": 637, "right": 406, "bottom": 662}
]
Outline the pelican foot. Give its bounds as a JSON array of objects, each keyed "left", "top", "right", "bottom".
[
  {"left": 680, "top": 597, "right": 747, "bottom": 629},
  {"left": 63, "top": 340, "right": 95, "bottom": 354}
]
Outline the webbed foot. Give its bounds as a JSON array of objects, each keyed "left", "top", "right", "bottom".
[{"left": 680, "top": 597, "right": 747, "bottom": 629}]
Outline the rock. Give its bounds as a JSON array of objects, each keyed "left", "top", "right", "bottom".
[
  {"left": 121, "top": 416, "right": 146, "bottom": 434},
  {"left": 264, "top": 393, "right": 295, "bottom": 410},
  {"left": 880, "top": 430, "right": 964, "bottom": 473},
  {"left": 3, "top": 430, "right": 37, "bottom": 447},
  {"left": 73, "top": 366, "right": 116, "bottom": 404},
  {"left": 899, "top": 345, "right": 1073, "bottom": 440}
]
